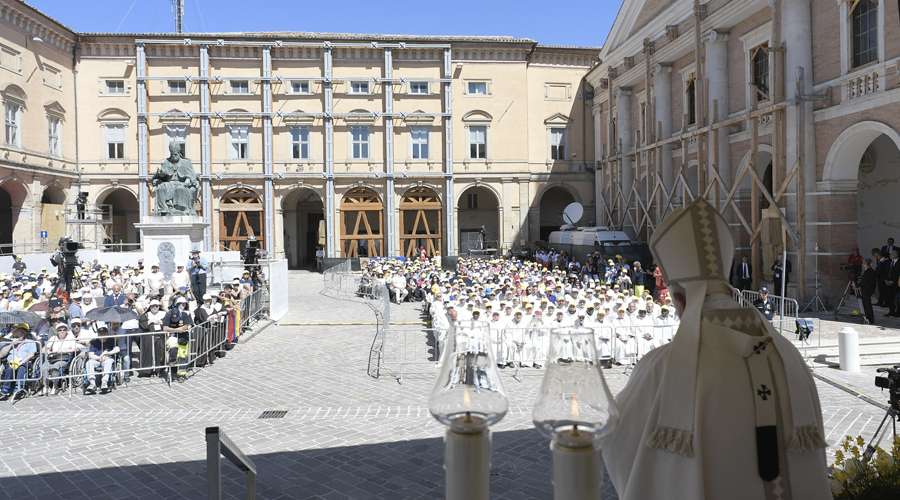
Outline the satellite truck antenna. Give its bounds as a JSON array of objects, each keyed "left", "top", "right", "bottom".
[
  {"left": 172, "top": 0, "right": 185, "bottom": 33},
  {"left": 562, "top": 202, "right": 584, "bottom": 227}
]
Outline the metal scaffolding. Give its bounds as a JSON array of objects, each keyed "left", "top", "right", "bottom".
[{"left": 597, "top": 0, "right": 807, "bottom": 300}]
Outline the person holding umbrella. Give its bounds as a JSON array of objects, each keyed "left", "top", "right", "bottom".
[{"left": 0, "top": 323, "right": 38, "bottom": 401}]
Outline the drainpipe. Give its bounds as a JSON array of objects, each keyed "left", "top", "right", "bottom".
[{"left": 72, "top": 39, "right": 82, "bottom": 242}]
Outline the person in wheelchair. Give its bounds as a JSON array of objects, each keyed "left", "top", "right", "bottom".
[
  {"left": 84, "top": 322, "right": 119, "bottom": 395},
  {"left": 44, "top": 322, "right": 82, "bottom": 395},
  {"left": 0, "top": 323, "right": 39, "bottom": 401}
]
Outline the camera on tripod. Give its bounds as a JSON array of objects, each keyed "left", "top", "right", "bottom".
[{"left": 875, "top": 365, "right": 900, "bottom": 406}]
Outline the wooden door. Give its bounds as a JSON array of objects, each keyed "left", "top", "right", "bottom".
[
  {"left": 399, "top": 186, "right": 442, "bottom": 258},
  {"left": 340, "top": 187, "right": 384, "bottom": 258},
  {"left": 219, "top": 188, "right": 264, "bottom": 251}
]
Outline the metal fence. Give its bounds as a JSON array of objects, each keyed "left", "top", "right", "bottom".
[
  {"left": 0, "top": 287, "right": 268, "bottom": 400},
  {"left": 731, "top": 288, "right": 800, "bottom": 336}
]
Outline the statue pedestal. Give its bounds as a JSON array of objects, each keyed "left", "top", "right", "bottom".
[{"left": 136, "top": 216, "right": 208, "bottom": 278}]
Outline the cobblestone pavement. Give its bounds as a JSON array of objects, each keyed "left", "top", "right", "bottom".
[{"left": 0, "top": 271, "right": 891, "bottom": 499}]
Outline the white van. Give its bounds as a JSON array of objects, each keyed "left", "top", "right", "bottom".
[{"left": 546, "top": 227, "right": 651, "bottom": 264}]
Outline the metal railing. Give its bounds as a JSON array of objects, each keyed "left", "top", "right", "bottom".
[
  {"left": 206, "top": 426, "right": 256, "bottom": 500},
  {"left": 0, "top": 287, "right": 268, "bottom": 399},
  {"left": 732, "top": 288, "right": 800, "bottom": 335}
]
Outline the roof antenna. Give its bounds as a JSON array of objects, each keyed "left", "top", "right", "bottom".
[{"left": 172, "top": 0, "right": 185, "bottom": 33}]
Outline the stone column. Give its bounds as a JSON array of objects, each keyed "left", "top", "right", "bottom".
[
  {"left": 782, "top": 0, "right": 816, "bottom": 295},
  {"left": 136, "top": 44, "right": 149, "bottom": 220},
  {"left": 616, "top": 88, "right": 634, "bottom": 201},
  {"left": 199, "top": 45, "right": 213, "bottom": 250},
  {"left": 323, "top": 43, "right": 337, "bottom": 257},
  {"left": 592, "top": 101, "right": 606, "bottom": 226},
  {"left": 442, "top": 47, "right": 455, "bottom": 256},
  {"left": 705, "top": 30, "right": 731, "bottom": 190},
  {"left": 262, "top": 47, "right": 275, "bottom": 254},
  {"left": 653, "top": 63, "right": 674, "bottom": 194},
  {"left": 383, "top": 48, "right": 397, "bottom": 257}
]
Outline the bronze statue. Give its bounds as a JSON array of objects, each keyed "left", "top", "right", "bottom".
[{"left": 151, "top": 142, "right": 199, "bottom": 216}]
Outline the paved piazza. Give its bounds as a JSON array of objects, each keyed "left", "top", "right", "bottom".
[{"left": 0, "top": 271, "right": 893, "bottom": 500}]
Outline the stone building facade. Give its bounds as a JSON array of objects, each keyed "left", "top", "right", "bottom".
[
  {"left": 0, "top": 0, "right": 598, "bottom": 267},
  {"left": 587, "top": 0, "right": 900, "bottom": 302}
]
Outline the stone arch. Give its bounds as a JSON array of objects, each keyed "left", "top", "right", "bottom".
[
  {"left": 281, "top": 186, "right": 325, "bottom": 269},
  {"left": 219, "top": 187, "right": 265, "bottom": 251},
  {"left": 461, "top": 110, "right": 493, "bottom": 122},
  {"left": 40, "top": 185, "right": 67, "bottom": 205},
  {"left": 0, "top": 178, "right": 28, "bottom": 254},
  {"left": 457, "top": 184, "right": 501, "bottom": 253},
  {"left": 1, "top": 83, "right": 27, "bottom": 102},
  {"left": 97, "top": 187, "right": 140, "bottom": 247},
  {"left": 823, "top": 121, "right": 900, "bottom": 185},
  {"left": 340, "top": 186, "right": 384, "bottom": 258},
  {"left": 537, "top": 185, "right": 578, "bottom": 241},
  {"left": 97, "top": 108, "right": 130, "bottom": 121},
  {"left": 399, "top": 185, "right": 443, "bottom": 258}
]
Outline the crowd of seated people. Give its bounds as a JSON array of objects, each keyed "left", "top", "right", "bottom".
[
  {"left": 360, "top": 254, "right": 680, "bottom": 368},
  {"left": 0, "top": 251, "right": 261, "bottom": 400}
]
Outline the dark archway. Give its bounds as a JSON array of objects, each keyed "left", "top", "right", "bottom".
[
  {"left": 282, "top": 188, "right": 324, "bottom": 269},
  {"left": 98, "top": 188, "right": 140, "bottom": 248},
  {"left": 858, "top": 134, "right": 900, "bottom": 252},
  {"left": 538, "top": 186, "right": 576, "bottom": 241},
  {"left": 0, "top": 187, "right": 12, "bottom": 254},
  {"left": 41, "top": 186, "right": 67, "bottom": 247},
  {"left": 457, "top": 185, "right": 500, "bottom": 253}
]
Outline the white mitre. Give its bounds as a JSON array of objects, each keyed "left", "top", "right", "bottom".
[{"left": 601, "top": 199, "right": 829, "bottom": 500}]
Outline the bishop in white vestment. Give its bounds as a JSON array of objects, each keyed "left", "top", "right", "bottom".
[{"left": 599, "top": 199, "right": 831, "bottom": 500}]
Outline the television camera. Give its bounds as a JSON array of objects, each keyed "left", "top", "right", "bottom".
[
  {"left": 49, "top": 237, "right": 82, "bottom": 297},
  {"left": 862, "top": 365, "right": 900, "bottom": 463}
]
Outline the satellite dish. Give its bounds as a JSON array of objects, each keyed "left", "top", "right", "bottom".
[{"left": 562, "top": 202, "right": 584, "bottom": 226}]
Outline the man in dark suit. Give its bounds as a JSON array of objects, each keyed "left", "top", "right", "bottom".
[
  {"left": 733, "top": 256, "right": 752, "bottom": 291},
  {"left": 754, "top": 287, "right": 775, "bottom": 320},
  {"left": 860, "top": 258, "right": 877, "bottom": 324},
  {"left": 881, "top": 237, "right": 897, "bottom": 257},
  {"left": 875, "top": 249, "right": 888, "bottom": 306},
  {"left": 104, "top": 284, "right": 126, "bottom": 307},
  {"left": 890, "top": 249, "right": 900, "bottom": 317}
]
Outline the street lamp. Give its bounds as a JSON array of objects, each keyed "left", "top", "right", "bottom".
[
  {"left": 533, "top": 327, "right": 618, "bottom": 500},
  {"left": 429, "top": 320, "right": 508, "bottom": 500}
]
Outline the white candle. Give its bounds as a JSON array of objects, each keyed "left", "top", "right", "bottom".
[
  {"left": 552, "top": 427, "right": 601, "bottom": 500},
  {"left": 445, "top": 412, "right": 490, "bottom": 500}
]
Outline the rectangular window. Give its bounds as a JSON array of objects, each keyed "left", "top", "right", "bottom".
[
  {"left": 466, "top": 81, "right": 488, "bottom": 96},
  {"left": 166, "top": 125, "right": 187, "bottom": 157},
  {"left": 5, "top": 102, "right": 20, "bottom": 147},
  {"left": 550, "top": 127, "right": 567, "bottom": 160},
  {"left": 349, "top": 81, "right": 370, "bottom": 95},
  {"left": 42, "top": 64, "right": 62, "bottom": 89},
  {"left": 291, "top": 126, "right": 310, "bottom": 159},
  {"left": 410, "top": 127, "right": 429, "bottom": 159},
  {"left": 851, "top": 0, "right": 879, "bottom": 68},
  {"left": 168, "top": 80, "right": 187, "bottom": 94},
  {"left": 409, "top": 81, "right": 429, "bottom": 95},
  {"left": 229, "top": 126, "right": 249, "bottom": 159},
  {"left": 290, "top": 80, "right": 311, "bottom": 94},
  {"left": 468, "top": 125, "right": 487, "bottom": 159},
  {"left": 466, "top": 192, "right": 478, "bottom": 209},
  {"left": 686, "top": 78, "right": 697, "bottom": 126},
  {"left": 230, "top": 80, "right": 250, "bottom": 94},
  {"left": 0, "top": 44, "right": 22, "bottom": 73},
  {"left": 545, "top": 83, "right": 570, "bottom": 100},
  {"left": 48, "top": 116, "right": 62, "bottom": 156},
  {"left": 351, "top": 125, "right": 370, "bottom": 159},
  {"left": 105, "top": 80, "right": 125, "bottom": 95},
  {"left": 751, "top": 44, "right": 770, "bottom": 101},
  {"left": 104, "top": 124, "right": 125, "bottom": 159}
]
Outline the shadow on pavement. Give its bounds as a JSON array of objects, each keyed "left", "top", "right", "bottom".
[{"left": 1, "top": 428, "right": 617, "bottom": 500}]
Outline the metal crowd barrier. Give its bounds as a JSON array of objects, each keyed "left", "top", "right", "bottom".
[
  {"left": 733, "top": 288, "right": 800, "bottom": 336},
  {"left": 0, "top": 288, "right": 269, "bottom": 399}
]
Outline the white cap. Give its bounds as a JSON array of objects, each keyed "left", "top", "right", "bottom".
[
  {"left": 175, "top": 297, "right": 188, "bottom": 304},
  {"left": 149, "top": 299, "right": 161, "bottom": 306}
]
